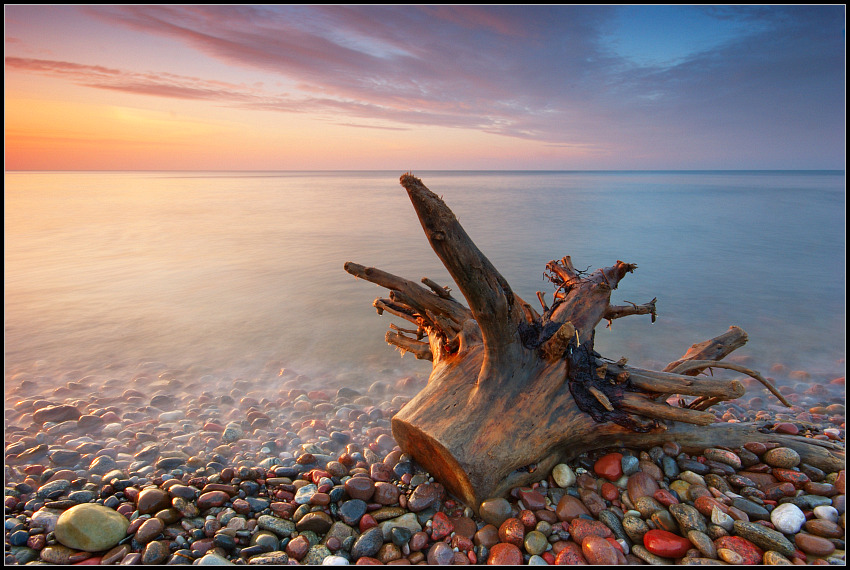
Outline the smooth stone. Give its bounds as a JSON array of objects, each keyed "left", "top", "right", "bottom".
[
  {"left": 714, "top": 536, "right": 764, "bottom": 565},
  {"left": 813, "top": 505, "right": 839, "bottom": 522},
  {"left": 523, "top": 530, "right": 548, "bottom": 556},
  {"left": 36, "top": 479, "right": 71, "bottom": 499},
  {"left": 350, "top": 526, "right": 384, "bottom": 560},
  {"left": 498, "top": 517, "right": 525, "bottom": 547},
  {"left": 794, "top": 532, "right": 836, "bottom": 556},
  {"left": 555, "top": 494, "right": 590, "bottom": 522},
  {"left": 763, "top": 447, "right": 801, "bottom": 469},
  {"left": 717, "top": 547, "right": 745, "bottom": 564},
  {"left": 322, "top": 555, "right": 350, "bottom": 565},
  {"left": 598, "top": 509, "right": 629, "bottom": 543},
  {"left": 303, "top": 543, "right": 332, "bottom": 564},
  {"left": 622, "top": 515, "right": 650, "bottom": 543},
  {"left": 344, "top": 477, "right": 375, "bottom": 501},
  {"left": 141, "top": 540, "right": 169, "bottom": 565},
  {"left": 54, "top": 503, "right": 130, "bottom": 552},
  {"left": 594, "top": 452, "right": 624, "bottom": 481},
  {"left": 552, "top": 463, "right": 576, "bottom": 488},
  {"left": 582, "top": 534, "right": 619, "bottom": 565},
  {"left": 669, "top": 502, "right": 707, "bottom": 534},
  {"left": 731, "top": 497, "right": 770, "bottom": 520},
  {"left": 569, "top": 517, "right": 613, "bottom": 544},
  {"left": 763, "top": 551, "right": 794, "bottom": 565},
  {"left": 379, "top": 512, "right": 422, "bottom": 542},
  {"left": 137, "top": 488, "right": 172, "bottom": 514},
  {"left": 407, "top": 482, "right": 443, "bottom": 512},
  {"left": 687, "top": 529, "right": 716, "bottom": 559},
  {"left": 297, "top": 511, "right": 334, "bottom": 534},
  {"left": 770, "top": 502, "right": 806, "bottom": 534},
  {"left": 339, "top": 499, "right": 367, "bottom": 526},
  {"left": 487, "top": 542, "right": 523, "bottom": 565},
  {"left": 643, "top": 528, "right": 691, "bottom": 559},
  {"left": 30, "top": 507, "right": 63, "bottom": 533},
  {"left": 803, "top": 518, "right": 844, "bottom": 538},
  {"left": 702, "top": 448, "right": 742, "bottom": 469},
  {"left": 257, "top": 514, "right": 295, "bottom": 537},
  {"left": 627, "top": 471, "right": 660, "bottom": 504},
  {"left": 621, "top": 455, "right": 640, "bottom": 476},
  {"left": 134, "top": 516, "right": 165, "bottom": 544},
  {"left": 196, "top": 552, "right": 235, "bottom": 565},
  {"left": 732, "top": 520, "right": 795, "bottom": 557},
  {"left": 632, "top": 543, "right": 674, "bottom": 564},
  {"left": 294, "top": 483, "right": 318, "bottom": 505},
  {"left": 479, "top": 497, "right": 513, "bottom": 527},
  {"left": 426, "top": 541, "right": 454, "bottom": 565},
  {"left": 39, "top": 545, "right": 77, "bottom": 565}
]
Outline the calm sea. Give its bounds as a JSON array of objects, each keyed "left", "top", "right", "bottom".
[{"left": 4, "top": 170, "right": 846, "bottom": 390}]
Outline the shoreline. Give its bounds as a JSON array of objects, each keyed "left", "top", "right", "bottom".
[{"left": 4, "top": 358, "right": 846, "bottom": 565}]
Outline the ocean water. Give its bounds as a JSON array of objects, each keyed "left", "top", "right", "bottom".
[{"left": 4, "top": 170, "right": 846, "bottom": 391}]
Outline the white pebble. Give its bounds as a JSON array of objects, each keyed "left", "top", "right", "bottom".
[
  {"left": 770, "top": 502, "right": 806, "bottom": 534},
  {"left": 813, "top": 505, "right": 839, "bottom": 522},
  {"left": 322, "top": 555, "right": 350, "bottom": 565},
  {"left": 552, "top": 464, "right": 576, "bottom": 488}
]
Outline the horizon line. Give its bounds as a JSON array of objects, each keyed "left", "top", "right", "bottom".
[{"left": 5, "top": 168, "right": 846, "bottom": 173}]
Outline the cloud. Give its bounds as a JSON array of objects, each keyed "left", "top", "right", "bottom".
[{"left": 10, "top": 5, "right": 846, "bottom": 166}]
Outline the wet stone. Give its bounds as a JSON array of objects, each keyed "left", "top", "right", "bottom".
[
  {"left": 714, "top": 535, "right": 764, "bottom": 565},
  {"left": 670, "top": 502, "right": 708, "bottom": 534},
  {"left": 643, "top": 528, "right": 692, "bottom": 559},
  {"left": 794, "top": 532, "right": 836, "bottom": 556},
  {"left": 763, "top": 447, "right": 801, "bottom": 469},
  {"left": 733, "top": 520, "right": 796, "bottom": 557},
  {"left": 770, "top": 502, "right": 806, "bottom": 534},
  {"left": 350, "top": 526, "right": 384, "bottom": 560},
  {"left": 487, "top": 542, "right": 523, "bottom": 565},
  {"left": 479, "top": 497, "right": 513, "bottom": 527},
  {"left": 256, "top": 514, "right": 295, "bottom": 537},
  {"left": 54, "top": 503, "right": 130, "bottom": 552},
  {"left": 623, "top": 515, "right": 650, "bottom": 543},
  {"left": 731, "top": 497, "right": 770, "bottom": 520},
  {"left": 703, "top": 448, "right": 742, "bottom": 469},
  {"left": 687, "top": 529, "right": 716, "bottom": 559}
]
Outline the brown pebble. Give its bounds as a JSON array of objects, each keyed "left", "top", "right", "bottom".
[
  {"left": 794, "top": 532, "right": 836, "bottom": 556},
  {"left": 803, "top": 518, "right": 844, "bottom": 539}
]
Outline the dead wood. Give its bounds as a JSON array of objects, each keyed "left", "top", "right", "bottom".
[{"left": 344, "top": 174, "right": 844, "bottom": 510}]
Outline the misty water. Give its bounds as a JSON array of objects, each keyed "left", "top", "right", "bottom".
[{"left": 4, "top": 170, "right": 845, "bottom": 396}]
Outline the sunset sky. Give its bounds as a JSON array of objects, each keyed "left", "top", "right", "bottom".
[{"left": 4, "top": 5, "right": 846, "bottom": 171}]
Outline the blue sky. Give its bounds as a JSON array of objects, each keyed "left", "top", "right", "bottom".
[{"left": 4, "top": 5, "right": 846, "bottom": 170}]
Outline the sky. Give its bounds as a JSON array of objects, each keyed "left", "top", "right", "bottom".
[{"left": 4, "top": 5, "right": 846, "bottom": 171}]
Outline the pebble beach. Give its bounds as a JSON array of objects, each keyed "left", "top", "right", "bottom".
[{"left": 4, "top": 357, "right": 845, "bottom": 566}]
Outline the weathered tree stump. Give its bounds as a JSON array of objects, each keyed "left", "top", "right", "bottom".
[{"left": 345, "top": 174, "right": 844, "bottom": 511}]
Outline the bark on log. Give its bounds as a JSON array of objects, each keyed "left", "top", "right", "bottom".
[{"left": 345, "top": 174, "right": 844, "bottom": 511}]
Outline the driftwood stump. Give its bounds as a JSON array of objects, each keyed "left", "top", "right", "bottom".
[{"left": 345, "top": 174, "right": 844, "bottom": 511}]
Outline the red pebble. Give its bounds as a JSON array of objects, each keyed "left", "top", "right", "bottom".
[
  {"left": 582, "top": 535, "right": 619, "bottom": 565},
  {"left": 431, "top": 511, "right": 454, "bottom": 541},
  {"left": 643, "top": 529, "right": 691, "bottom": 559},
  {"left": 694, "top": 495, "right": 729, "bottom": 516},
  {"left": 498, "top": 517, "right": 525, "bottom": 547},
  {"left": 487, "top": 542, "right": 523, "bottom": 565},
  {"left": 594, "top": 452, "right": 624, "bottom": 481},
  {"left": 714, "top": 535, "right": 764, "bottom": 565},
  {"left": 359, "top": 514, "right": 378, "bottom": 532},
  {"left": 554, "top": 541, "right": 588, "bottom": 565},
  {"left": 542, "top": 552, "right": 556, "bottom": 564},
  {"left": 772, "top": 468, "right": 810, "bottom": 488},
  {"left": 569, "top": 518, "right": 613, "bottom": 544},
  {"left": 596, "top": 482, "right": 616, "bottom": 501},
  {"left": 774, "top": 422, "right": 799, "bottom": 435},
  {"left": 653, "top": 489, "right": 679, "bottom": 507}
]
